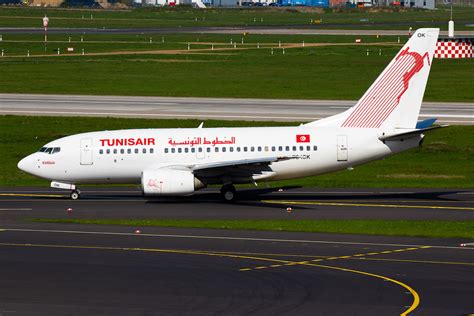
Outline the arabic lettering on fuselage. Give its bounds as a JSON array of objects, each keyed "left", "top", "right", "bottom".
[{"left": 168, "top": 136, "right": 236, "bottom": 147}]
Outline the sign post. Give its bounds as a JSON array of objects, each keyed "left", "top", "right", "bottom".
[{"left": 43, "top": 16, "right": 49, "bottom": 51}]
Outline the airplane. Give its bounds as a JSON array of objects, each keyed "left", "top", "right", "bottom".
[{"left": 18, "top": 28, "right": 442, "bottom": 202}]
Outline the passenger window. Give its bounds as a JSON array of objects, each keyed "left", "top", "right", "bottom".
[
  {"left": 164, "top": 148, "right": 168, "bottom": 153},
  {"left": 106, "top": 149, "right": 110, "bottom": 154},
  {"left": 198, "top": 147, "right": 203, "bottom": 153},
  {"left": 222, "top": 147, "right": 226, "bottom": 152},
  {"left": 286, "top": 146, "right": 290, "bottom": 151},
  {"left": 191, "top": 148, "right": 196, "bottom": 153},
  {"left": 113, "top": 149, "right": 117, "bottom": 154},
  {"left": 128, "top": 148, "right": 132, "bottom": 154},
  {"left": 215, "top": 147, "right": 219, "bottom": 152},
  {"left": 292, "top": 146, "right": 296, "bottom": 151},
  {"left": 134, "top": 148, "right": 139, "bottom": 154},
  {"left": 244, "top": 147, "right": 248, "bottom": 152},
  {"left": 178, "top": 148, "right": 182, "bottom": 153},
  {"left": 185, "top": 148, "right": 189, "bottom": 153},
  {"left": 143, "top": 148, "right": 147, "bottom": 154},
  {"left": 120, "top": 149, "right": 125, "bottom": 154},
  {"left": 237, "top": 147, "right": 241, "bottom": 152},
  {"left": 207, "top": 148, "right": 211, "bottom": 153},
  {"left": 150, "top": 148, "right": 154, "bottom": 154},
  {"left": 99, "top": 149, "right": 103, "bottom": 154},
  {"left": 264, "top": 146, "right": 269, "bottom": 152},
  {"left": 313, "top": 145, "right": 318, "bottom": 151},
  {"left": 230, "top": 147, "right": 234, "bottom": 152},
  {"left": 307, "top": 146, "right": 311, "bottom": 151},
  {"left": 271, "top": 146, "right": 276, "bottom": 152},
  {"left": 251, "top": 147, "right": 255, "bottom": 152},
  {"left": 278, "top": 146, "right": 283, "bottom": 151},
  {"left": 299, "top": 146, "right": 304, "bottom": 151},
  {"left": 171, "top": 148, "right": 175, "bottom": 153},
  {"left": 258, "top": 146, "right": 262, "bottom": 152}
]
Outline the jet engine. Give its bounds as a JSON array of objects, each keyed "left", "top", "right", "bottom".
[{"left": 141, "top": 169, "right": 205, "bottom": 196}]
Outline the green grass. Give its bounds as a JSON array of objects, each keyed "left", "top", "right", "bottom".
[
  {"left": 1, "top": 116, "right": 473, "bottom": 188},
  {"left": 0, "top": 6, "right": 473, "bottom": 29},
  {"left": 0, "top": 41, "right": 472, "bottom": 101},
  {"left": 30, "top": 218, "right": 474, "bottom": 239}
]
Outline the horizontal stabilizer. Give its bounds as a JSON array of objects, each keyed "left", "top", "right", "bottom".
[
  {"left": 378, "top": 125, "right": 445, "bottom": 141},
  {"left": 416, "top": 118, "right": 437, "bottom": 129}
]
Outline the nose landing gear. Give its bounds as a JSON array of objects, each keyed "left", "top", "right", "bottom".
[
  {"left": 70, "top": 190, "right": 81, "bottom": 200},
  {"left": 50, "top": 181, "right": 80, "bottom": 200}
]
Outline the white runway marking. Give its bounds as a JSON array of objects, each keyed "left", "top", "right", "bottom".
[{"left": 1, "top": 228, "right": 470, "bottom": 250}]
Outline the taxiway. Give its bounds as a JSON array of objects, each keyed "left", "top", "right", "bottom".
[
  {"left": 0, "top": 187, "right": 472, "bottom": 315},
  {"left": 1, "top": 94, "right": 472, "bottom": 124}
]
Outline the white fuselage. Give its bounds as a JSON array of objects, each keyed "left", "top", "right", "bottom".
[{"left": 18, "top": 125, "right": 421, "bottom": 186}]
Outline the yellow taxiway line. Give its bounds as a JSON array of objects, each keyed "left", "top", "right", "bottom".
[
  {"left": 0, "top": 193, "right": 64, "bottom": 198},
  {"left": 263, "top": 200, "right": 474, "bottom": 211},
  {"left": 0, "top": 241, "right": 421, "bottom": 315}
]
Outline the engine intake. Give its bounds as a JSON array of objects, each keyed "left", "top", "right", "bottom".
[{"left": 141, "top": 169, "right": 205, "bottom": 196}]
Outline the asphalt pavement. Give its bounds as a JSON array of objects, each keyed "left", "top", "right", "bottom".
[
  {"left": 0, "top": 187, "right": 473, "bottom": 315},
  {"left": 1, "top": 94, "right": 472, "bottom": 124}
]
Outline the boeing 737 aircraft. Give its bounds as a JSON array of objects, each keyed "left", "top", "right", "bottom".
[{"left": 18, "top": 28, "right": 442, "bottom": 201}]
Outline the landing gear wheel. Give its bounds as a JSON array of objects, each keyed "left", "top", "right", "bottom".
[
  {"left": 70, "top": 190, "right": 80, "bottom": 200},
  {"left": 220, "top": 184, "right": 236, "bottom": 202}
]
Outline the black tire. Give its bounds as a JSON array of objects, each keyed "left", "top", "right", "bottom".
[
  {"left": 70, "top": 190, "right": 80, "bottom": 200},
  {"left": 220, "top": 184, "right": 236, "bottom": 202}
]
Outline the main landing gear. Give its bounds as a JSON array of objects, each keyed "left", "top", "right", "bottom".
[
  {"left": 220, "top": 184, "right": 236, "bottom": 202},
  {"left": 70, "top": 190, "right": 81, "bottom": 200}
]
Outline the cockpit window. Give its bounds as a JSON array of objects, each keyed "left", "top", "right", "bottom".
[{"left": 38, "top": 147, "right": 61, "bottom": 154}]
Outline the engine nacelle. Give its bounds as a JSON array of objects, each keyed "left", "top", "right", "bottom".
[{"left": 141, "top": 169, "right": 205, "bottom": 196}]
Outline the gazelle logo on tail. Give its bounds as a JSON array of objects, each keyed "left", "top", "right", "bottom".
[
  {"left": 333, "top": 29, "right": 439, "bottom": 130},
  {"left": 396, "top": 47, "right": 430, "bottom": 103}
]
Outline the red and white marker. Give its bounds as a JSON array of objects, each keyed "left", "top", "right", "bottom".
[
  {"left": 135, "top": 229, "right": 141, "bottom": 234},
  {"left": 286, "top": 207, "right": 292, "bottom": 213},
  {"left": 66, "top": 207, "right": 73, "bottom": 214}
]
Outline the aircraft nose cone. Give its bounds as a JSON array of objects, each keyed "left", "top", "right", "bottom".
[{"left": 17, "top": 156, "right": 33, "bottom": 174}]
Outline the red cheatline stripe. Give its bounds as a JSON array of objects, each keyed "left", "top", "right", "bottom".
[
  {"left": 369, "top": 57, "right": 422, "bottom": 128},
  {"left": 363, "top": 57, "right": 415, "bottom": 128},
  {"left": 345, "top": 55, "right": 413, "bottom": 128},
  {"left": 342, "top": 54, "right": 404, "bottom": 127},
  {"left": 341, "top": 58, "right": 401, "bottom": 127},
  {"left": 363, "top": 55, "right": 415, "bottom": 128},
  {"left": 358, "top": 57, "right": 413, "bottom": 128},
  {"left": 343, "top": 53, "right": 412, "bottom": 128}
]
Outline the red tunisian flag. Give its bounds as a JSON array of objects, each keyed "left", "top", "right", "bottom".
[{"left": 296, "top": 134, "right": 310, "bottom": 143}]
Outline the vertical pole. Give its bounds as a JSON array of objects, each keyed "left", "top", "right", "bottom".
[{"left": 44, "top": 27, "right": 47, "bottom": 52}]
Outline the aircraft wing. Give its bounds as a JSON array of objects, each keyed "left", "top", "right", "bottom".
[{"left": 190, "top": 156, "right": 293, "bottom": 180}]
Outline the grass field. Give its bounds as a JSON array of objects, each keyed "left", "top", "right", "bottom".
[
  {"left": 2, "top": 115, "right": 473, "bottom": 188},
  {"left": 30, "top": 218, "right": 474, "bottom": 239},
  {"left": 0, "top": 6, "right": 473, "bottom": 29},
  {"left": 0, "top": 34, "right": 473, "bottom": 101}
]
